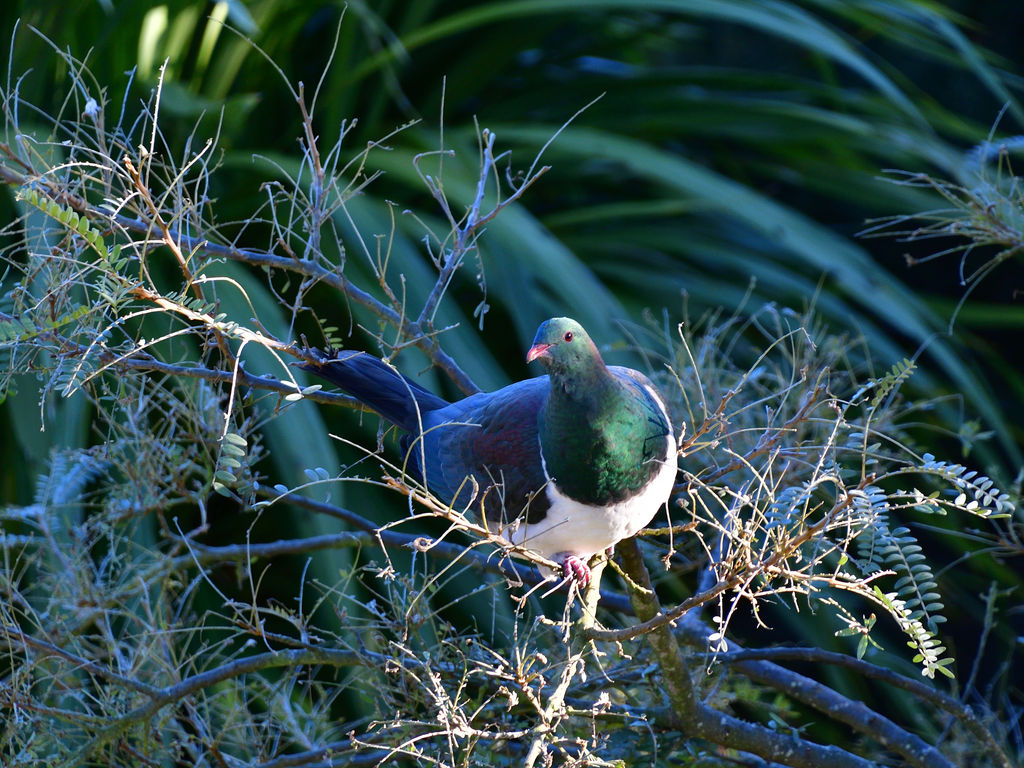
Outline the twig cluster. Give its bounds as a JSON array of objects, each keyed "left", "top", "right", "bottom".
[{"left": 0, "top": 28, "right": 1020, "bottom": 768}]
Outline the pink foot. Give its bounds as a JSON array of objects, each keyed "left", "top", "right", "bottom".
[{"left": 561, "top": 555, "right": 591, "bottom": 587}]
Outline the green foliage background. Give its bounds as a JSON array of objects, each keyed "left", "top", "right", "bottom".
[
  {"left": 6, "top": 0, "right": 1022, "bottom": 440},
  {"left": 1, "top": 0, "right": 1022, "bottom": 763}
]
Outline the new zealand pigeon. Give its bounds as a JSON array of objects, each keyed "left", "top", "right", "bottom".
[{"left": 302, "top": 317, "right": 677, "bottom": 586}]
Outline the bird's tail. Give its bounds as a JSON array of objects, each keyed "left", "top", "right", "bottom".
[{"left": 300, "top": 351, "right": 449, "bottom": 431}]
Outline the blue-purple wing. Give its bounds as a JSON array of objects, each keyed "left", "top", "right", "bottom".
[{"left": 405, "top": 378, "right": 552, "bottom": 524}]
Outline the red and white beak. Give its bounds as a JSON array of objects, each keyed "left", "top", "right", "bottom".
[{"left": 526, "top": 342, "right": 552, "bottom": 363}]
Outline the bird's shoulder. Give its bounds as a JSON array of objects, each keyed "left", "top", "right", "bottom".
[
  {"left": 608, "top": 364, "right": 661, "bottom": 399},
  {"left": 608, "top": 366, "right": 672, "bottom": 431},
  {"left": 429, "top": 376, "right": 549, "bottom": 428}
]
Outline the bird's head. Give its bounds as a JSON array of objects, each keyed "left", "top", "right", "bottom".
[{"left": 526, "top": 317, "right": 603, "bottom": 375}]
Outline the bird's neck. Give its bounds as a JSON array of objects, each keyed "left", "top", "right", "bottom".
[{"left": 549, "top": 357, "right": 616, "bottom": 406}]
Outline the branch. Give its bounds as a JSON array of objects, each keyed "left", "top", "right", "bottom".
[
  {"left": 0, "top": 310, "right": 359, "bottom": 407},
  {"left": 712, "top": 646, "right": 1011, "bottom": 768},
  {"left": 0, "top": 158, "right": 481, "bottom": 396},
  {"left": 259, "top": 491, "right": 637, "bottom": 615},
  {"left": 414, "top": 128, "right": 551, "bottom": 330},
  {"left": 586, "top": 489, "right": 860, "bottom": 643},
  {"left": 62, "top": 647, "right": 363, "bottom": 767},
  {"left": 732, "top": 651, "right": 951, "bottom": 768},
  {"left": 1, "top": 632, "right": 159, "bottom": 698},
  {"left": 616, "top": 538, "right": 879, "bottom": 768},
  {"left": 695, "top": 375, "right": 828, "bottom": 487}
]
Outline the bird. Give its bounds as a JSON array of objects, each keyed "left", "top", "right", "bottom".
[{"left": 301, "top": 317, "right": 677, "bottom": 586}]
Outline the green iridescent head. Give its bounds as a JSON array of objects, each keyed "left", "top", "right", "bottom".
[{"left": 526, "top": 317, "right": 603, "bottom": 376}]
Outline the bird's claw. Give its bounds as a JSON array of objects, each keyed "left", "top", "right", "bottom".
[{"left": 561, "top": 555, "right": 591, "bottom": 588}]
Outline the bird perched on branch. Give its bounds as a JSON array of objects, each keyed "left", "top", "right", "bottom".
[{"left": 302, "top": 317, "right": 677, "bottom": 587}]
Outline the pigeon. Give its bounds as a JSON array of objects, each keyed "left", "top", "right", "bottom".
[{"left": 301, "top": 317, "right": 676, "bottom": 586}]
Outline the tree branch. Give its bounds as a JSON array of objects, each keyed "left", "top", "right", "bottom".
[
  {"left": 62, "top": 647, "right": 363, "bottom": 768},
  {"left": 711, "top": 646, "right": 1011, "bottom": 768},
  {"left": 586, "top": 489, "right": 861, "bottom": 644},
  {"left": 252, "top": 491, "right": 637, "bottom": 615},
  {"left": 617, "top": 538, "right": 880, "bottom": 768},
  {"left": 0, "top": 158, "right": 481, "bottom": 396}
]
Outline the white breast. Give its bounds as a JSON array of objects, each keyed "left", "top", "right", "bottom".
[{"left": 507, "top": 441, "right": 677, "bottom": 561}]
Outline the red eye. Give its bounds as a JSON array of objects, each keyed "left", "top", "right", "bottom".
[{"left": 563, "top": 331, "right": 574, "bottom": 342}]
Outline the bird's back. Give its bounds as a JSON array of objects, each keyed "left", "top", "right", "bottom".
[{"left": 410, "top": 378, "right": 551, "bottom": 522}]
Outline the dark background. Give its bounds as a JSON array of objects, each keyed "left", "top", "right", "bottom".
[{"left": 2, "top": 0, "right": 1022, "bottom": 755}]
